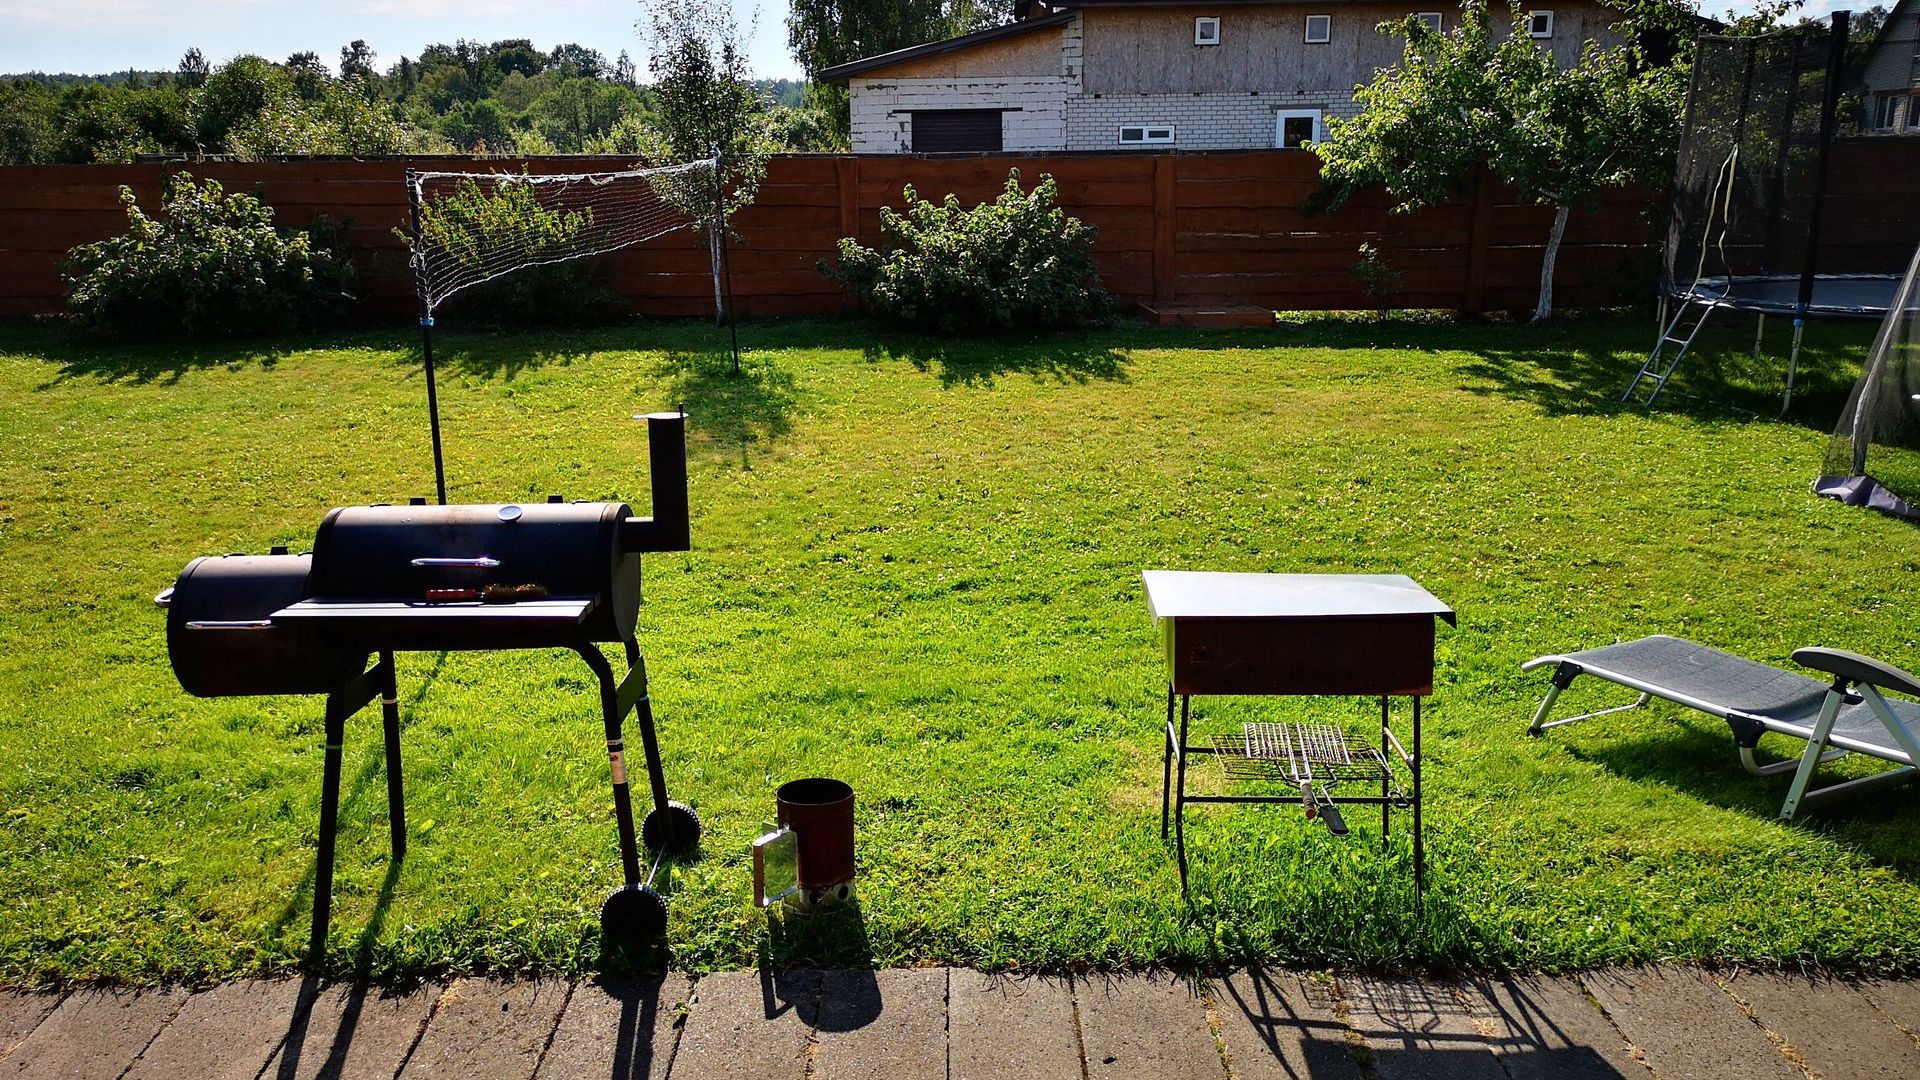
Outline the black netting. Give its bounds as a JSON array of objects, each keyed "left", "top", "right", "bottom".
[
  {"left": 1816, "top": 245, "right": 1920, "bottom": 518},
  {"left": 1664, "top": 24, "right": 1841, "bottom": 301}
]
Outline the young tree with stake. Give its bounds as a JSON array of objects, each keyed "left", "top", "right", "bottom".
[{"left": 1314, "top": 4, "right": 1682, "bottom": 321}]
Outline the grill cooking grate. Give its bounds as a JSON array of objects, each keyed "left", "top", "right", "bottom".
[{"left": 1212, "top": 722, "right": 1394, "bottom": 786}]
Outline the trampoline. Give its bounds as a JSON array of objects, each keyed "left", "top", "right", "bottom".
[{"left": 1625, "top": 13, "right": 1913, "bottom": 413}]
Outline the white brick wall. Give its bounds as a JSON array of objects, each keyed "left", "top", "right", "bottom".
[
  {"left": 850, "top": 77, "right": 1072, "bottom": 153},
  {"left": 1064, "top": 91, "right": 1362, "bottom": 151}
]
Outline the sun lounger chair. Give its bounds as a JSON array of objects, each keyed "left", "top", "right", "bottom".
[{"left": 1522, "top": 635, "right": 1920, "bottom": 820}]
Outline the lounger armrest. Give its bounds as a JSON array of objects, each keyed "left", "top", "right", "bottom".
[{"left": 1791, "top": 647, "right": 1920, "bottom": 697}]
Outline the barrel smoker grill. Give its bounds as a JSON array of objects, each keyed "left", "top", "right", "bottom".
[{"left": 157, "top": 413, "right": 699, "bottom": 951}]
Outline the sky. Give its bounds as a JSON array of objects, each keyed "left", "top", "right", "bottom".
[{"left": 0, "top": 0, "right": 1870, "bottom": 82}]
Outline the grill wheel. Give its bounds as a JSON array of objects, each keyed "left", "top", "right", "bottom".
[
  {"left": 601, "top": 884, "right": 669, "bottom": 940},
  {"left": 642, "top": 801, "right": 703, "bottom": 856}
]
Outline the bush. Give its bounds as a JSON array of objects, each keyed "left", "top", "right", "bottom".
[
  {"left": 824, "top": 170, "right": 1109, "bottom": 334},
  {"left": 413, "top": 177, "right": 618, "bottom": 327},
  {"left": 62, "top": 172, "right": 353, "bottom": 339}
]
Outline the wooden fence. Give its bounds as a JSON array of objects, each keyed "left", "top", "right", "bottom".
[{"left": 1, "top": 141, "right": 1913, "bottom": 320}]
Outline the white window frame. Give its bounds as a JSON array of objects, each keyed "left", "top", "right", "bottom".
[
  {"left": 1304, "top": 14, "right": 1332, "bottom": 43},
  {"left": 1415, "top": 11, "right": 1443, "bottom": 32},
  {"left": 1527, "top": 10, "right": 1554, "bottom": 38},
  {"left": 1275, "top": 109, "right": 1323, "bottom": 148},
  {"left": 1119, "top": 124, "right": 1176, "bottom": 145},
  {"left": 1873, "top": 94, "right": 1898, "bottom": 131},
  {"left": 1194, "top": 16, "right": 1221, "bottom": 45}
]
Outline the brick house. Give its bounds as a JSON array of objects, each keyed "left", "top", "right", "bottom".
[
  {"left": 1864, "top": 0, "right": 1920, "bottom": 134},
  {"left": 822, "top": 0, "right": 1631, "bottom": 153}
]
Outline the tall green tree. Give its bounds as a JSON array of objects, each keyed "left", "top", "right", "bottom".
[{"left": 1314, "top": 4, "right": 1683, "bottom": 321}]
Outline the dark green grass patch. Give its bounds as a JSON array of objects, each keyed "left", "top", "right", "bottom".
[{"left": 1, "top": 313, "right": 1914, "bottom": 985}]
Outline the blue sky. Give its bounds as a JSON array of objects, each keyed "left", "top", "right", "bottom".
[{"left": 0, "top": 0, "right": 1866, "bottom": 82}]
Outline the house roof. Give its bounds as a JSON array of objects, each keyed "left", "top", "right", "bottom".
[
  {"left": 1862, "top": 0, "right": 1917, "bottom": 69},
  {"left": 819, "top": 11, "right": 1076, "bottom": 84}
]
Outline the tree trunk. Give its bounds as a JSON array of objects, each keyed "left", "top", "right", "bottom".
[
  {"left": 710, "top": 225, "right": 724, "bottom": 327},
  {"left": 1533, "top": 202, "right": 1570, "bottom": 323}
]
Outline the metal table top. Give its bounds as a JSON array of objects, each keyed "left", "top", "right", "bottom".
[{"left": 1143, "top": 571, "right": 1456, "bottom": 625}]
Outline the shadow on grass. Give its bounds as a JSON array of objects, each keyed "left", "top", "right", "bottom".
[
  {"left": 655, "top": 348, "right": 798, "bottom": 466},
  {"left": 1562, "top": 721, "right": 1920, "bottom": 877},
  {"left": 859, "top": 332, "right": 1131, "bottom": 388},
  {"left": 28, "top": 334, "right": 299, "bottom": 388}
]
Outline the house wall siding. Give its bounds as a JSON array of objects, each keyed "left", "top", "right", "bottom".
[
  {"left": 850, "top": 78, "right": 1072, "bottom": 152},
  {"left": 1065, "top": 91, "right": 1362, "bottom": 150}
]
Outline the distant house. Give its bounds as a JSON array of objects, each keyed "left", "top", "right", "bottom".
[
  {"left": 822, "top": 0, "right": 1631, "bottom": 154},
  {"left": 1863, "top": 0, "right": 1920, "bottom": 134}
]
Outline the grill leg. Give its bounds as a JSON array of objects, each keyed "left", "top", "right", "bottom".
[
  {"left": 1175, "top": 694, "right": 1190, "bottom": 896},
  {"left": 581, "top": 646, "right": 644, "bottom": 889},
  {"left": 378, "top": 652, "right": 406, "bottom": 858},
  {"left": 1412, "top": 695, "right": 1425, "bottom": 901},
  {"left": 624, "top": 641, "right": 675, "bottom": 843},
  {"left": 311, "top": 692, "right": 347, "bottom": 964},
  {"left": 1161, "top": 685, "right": 1175, "bottom": 840},
  {"left": 1381, "top": 696, "right": 1391, "bottom": 844}
]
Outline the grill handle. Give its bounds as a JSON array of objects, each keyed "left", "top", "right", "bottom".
[
  {"left": 410, "top": 557, "right": 502, "bottom": 569},
  {"left": 185, "top": 619, "right": 276, "bottom": 631},
  {"left": 154, "top": 587, "right": 174, "bottom": 608},
  {"left": 622, "top": 412, "right": 690, "bottom": 554}
]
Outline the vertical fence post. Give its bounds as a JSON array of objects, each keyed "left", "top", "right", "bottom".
[
  {"left": 1153, "top": 155, "right": 1177, "bottom": 304},
  {"left": 1463, "top": 164, "right": 1495, "bottom": 315},
  {"left": 835, "top": 157, "right": 860, "bottom": 313}
]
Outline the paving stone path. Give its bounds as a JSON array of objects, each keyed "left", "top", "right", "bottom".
[{"left": 2, "top": 967, "right": 1916, "bottom": 1080}]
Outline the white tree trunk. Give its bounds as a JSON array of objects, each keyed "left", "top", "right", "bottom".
[
  {"left": 1533, "top": 202, "right": 1570, "bottom": 323},
  {"left": 710, "top": 225, "right": 724, "bottom": 327}
]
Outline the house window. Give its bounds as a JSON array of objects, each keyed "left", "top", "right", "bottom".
[
  {"left": 1195, "top": 16, "right": 1221, "bottom": 45},
  {"left": 1873, "top": 94, "right": 1897, "bottom": 131},
  {"left": 1305, "top": 14, "right": 1332, "bottom": 43},
  {"left": 1416, "top": 11, "right": 1443, "bottom": 32},
  {"left": 909, "top": 110, "right": 1003, "bottom": 153},
  {"left": 1120, "top": 125, "right": 1176, "bottom": 145},
  {"left": 1527, "top": 10, "right": 1555, "bottom": 38},
  {"left": 1276, "top": 109, "right": 1322, "bottom": 148}
]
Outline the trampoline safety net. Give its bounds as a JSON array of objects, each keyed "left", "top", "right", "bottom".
[
  {"left": 1665, "top": 23, "right": 1839, "bottom": 303},
  {"left": 1817, "top": 245, "right": 1920, "bottom": 518}
]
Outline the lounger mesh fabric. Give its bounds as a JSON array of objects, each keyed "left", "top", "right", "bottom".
[
  {"left": 1545, "top": 635, "right": 1918, "bottom": 761},
  {"left": 1816, "top": 244, "right": 1920, "bottom": 519}
]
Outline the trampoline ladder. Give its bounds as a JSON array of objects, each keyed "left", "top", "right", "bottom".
[{"left": 1624, "top": 298, "right": 1717, "bottom": 406}]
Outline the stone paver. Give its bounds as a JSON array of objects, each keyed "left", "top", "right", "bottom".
[
  {"left": 256, "top": 981, "right": 441, "bottom": 1080},
  {"left": 1212, "top": 968, "right": 1361, "bottom": 1080},
  {"left": 1581, "top": 968, "right": 1800, "bottom": 1080},
  {"left": 400, "top": 978, "right": 570, "bottom": 1080},
  {"left": 948, "top": 972, "right": 1080, "bottom": 1080},
  {"left": 124, "top": 980, "right": 306, "bottom": 1080},
  {"left": 1858, "top": 979, "right": 1920, "bottom": 1041},
  {"left": 668, "top": 970, "right": 816, "bottom": 1080},
  {"left": 1075, "top": 974, "right": 1222, "bottom": 1080},
  {"left": 0, "top": 987, "right": 182, "bottom": 1080},
  {"left": 533, "top": 975, "right": 691, "bottom": 1080},
  {"left": 1720, "top": 972, "right": 1920, "bottom": 1080},
  {"left": 812, "top": 968, "right": 946, "bottom": 1080},
  {"left": 1462, "top": 974, "right": 1651, "bottom": 1080},
  {"left": 1336, "top": 976, "right": 1505, "bottom": 1080},
  {"left": 0, "top": 994, "right": 60, "bottom": 1062}
]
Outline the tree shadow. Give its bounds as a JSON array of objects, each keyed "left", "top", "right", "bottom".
[
  {"left": 420, "top": 332, "right": 597, "bottom": 380},
  {"left": 26, "top": 332, "right": 298, "bottom": 388},
  {"left": 858, "top": 331, "right": 1131, "bottom": 388},
  {"left": 654, "top": 347, "right": 798, "bottom": 467}
]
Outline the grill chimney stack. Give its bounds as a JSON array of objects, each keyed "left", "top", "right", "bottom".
[{"left": 623, "top": 411, "right": 690, "bottom": 553}]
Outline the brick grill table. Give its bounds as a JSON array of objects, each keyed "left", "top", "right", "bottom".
[{"left": 1144, "top": 571, "right": 1455, "bottom": 896}]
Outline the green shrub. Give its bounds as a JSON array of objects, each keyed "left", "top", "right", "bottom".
[
  {"left": 824, "top": 170, "right": 1110, "bottom": 334},
  {"left": 414, "top": 177, "right": 618, "bottom": 327},
  {"left": 62, "top": 172, "right": 352, "bottom": 339}
]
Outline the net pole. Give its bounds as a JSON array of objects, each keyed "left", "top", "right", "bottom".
[
  {"left": 407, "top": 170, "right": 449, "bottom": 505},
  {"left": 1784, "top": 12, "right": 1851, "bottom": 416},
  {"left": 712, "top": 146, "right": 742, "bottom": 377}
]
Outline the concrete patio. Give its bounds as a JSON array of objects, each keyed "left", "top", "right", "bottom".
[{"left": 2, "top": 966, "right": 1917, "bottom": 1079}]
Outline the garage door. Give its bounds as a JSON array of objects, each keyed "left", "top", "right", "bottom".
[{"left": 910, "top": 110, "right": 1004, "bottom": 153}]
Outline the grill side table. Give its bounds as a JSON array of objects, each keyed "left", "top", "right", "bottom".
[{"left": 1143, "top": 571, "right": 1455, "bottom": 896}]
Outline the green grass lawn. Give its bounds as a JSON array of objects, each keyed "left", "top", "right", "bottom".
[{"left": 2, "top": 311, "right": 1917, "bottom": 986}]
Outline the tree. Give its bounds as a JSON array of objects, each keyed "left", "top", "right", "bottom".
[
  {"left": 285, "top": 51, "right": 330, "bottom": 101},
  {"left": 640, "top": 0, "right": 775, "bottom": 323},
  {"left": 340, "top": 40, "right": 378, "bottom": 83},
  {"left": 1313, "top": 5, "right": 1683, "bottom": 321},
  {"left": 785, "top": 0, "right": 986, "bottom": 132},
  {"left": 176, "top": 48, "right": 210, "bottom": 90}
]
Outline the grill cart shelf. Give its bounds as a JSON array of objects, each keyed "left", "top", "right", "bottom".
[{"left": 1145, "top": 571, "right": 1455, "bottom": 896}]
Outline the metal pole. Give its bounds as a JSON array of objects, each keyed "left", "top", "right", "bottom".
[
  {"left": 406, "top": 170, "right": 449, "bottom": 505},
  {"left": 712, "top": 146, "right": 742, "bottom": 377},
  {"left": 1783, "top": 13, "right": 1851, "bottom": 418}
]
